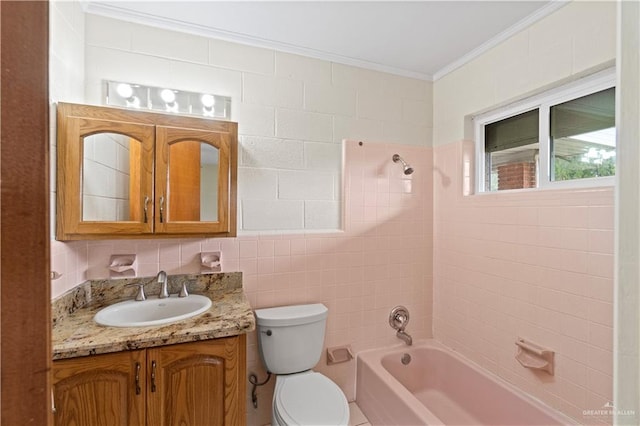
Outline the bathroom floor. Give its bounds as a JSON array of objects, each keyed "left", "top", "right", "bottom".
[
  {"left": 264, "top": 402, "right": 371, "bottom": 426},
  {"left": 349, "top": 402, "right": 371, "bottom": 426}
]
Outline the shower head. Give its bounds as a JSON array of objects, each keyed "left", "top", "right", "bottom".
[{"left": 392, "top": 154, "right": 414, "bottom": 175}]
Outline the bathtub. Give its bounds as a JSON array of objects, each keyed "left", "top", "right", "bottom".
[{"left": 356, "top": 340, "right": 575, "bottom": 425}]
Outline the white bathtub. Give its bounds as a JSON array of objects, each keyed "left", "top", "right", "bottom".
[{"left": 356, "top": 340, "right": 575, "bottom": 425}]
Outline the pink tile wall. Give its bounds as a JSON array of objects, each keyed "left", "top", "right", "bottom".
[
  {"left": 51, "top": 140, "right": 434, "bottom": 425},
  {"left": 433, "top": 140, "right": 614, "bottom": 425}
]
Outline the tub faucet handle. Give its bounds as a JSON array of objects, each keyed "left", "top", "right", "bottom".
[
  {"left": 390, "top": 306, "right": 413, "bottom": 345},
  {"left": 389, "top": 306, "right": 410, "bottom": 331}
]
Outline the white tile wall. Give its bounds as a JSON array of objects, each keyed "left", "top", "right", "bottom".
[
  {"left": 131, "top": 24, "right": 209, "bottom": 63},
  {"left": 243, "top": 73, "right": 303, "bottom": 108},
  {"left": 234, "top": 103, "right": 275, "bottom": 137},
  {"left": 168, "top": 60, "right": 242, "bottom": 97},
  {"left": 357, "top": 87, "right": 403, "bottom": 122},
  {"left": 242, "top": 199, "right": 304, "bottom": 230},
  {"left": 278, "top": 171, "right": 335, "bottom": 200},
  {"left": 275, "top": 51, "right": 332, "bottom": 84},
  {"left": 84, "top": 46, "right": 174, "bottom": 100},
  {"left": 50, "top": 0, "right": 85, "bottom": 242},
  {"left": 305, "top": 200, "right": 341, "bottom": 229},
  {"left": 210, "top": 39, "right": 274, "bottom": 75},
  {"left": 304, "top": 82, "right": 357, "bottom": 116},
  {"left": 275, "top": 108, "right": 333, "bottom": 142},
  {"left": 83, "top": 12, "right": 132, "bottom": 50},
  {"left": 332, "top": 116, "right": 384, "bottom": 144},
  {"left": 433, "top": 1, "right": 616, "bottom": 145},
  {"left": 240, "top": 136, "right": 304, "bottom": 169},
  {"left": 237, "top": 168, "right": 278, "bottom": 200},
  {"left": 82, "top": 14, "right": 432, "bottom": 234},
  {"left": 304, "top": 142, "right": 342, "bottom": 171}
]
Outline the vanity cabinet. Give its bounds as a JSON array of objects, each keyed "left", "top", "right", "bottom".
[
  {"left": 52, "top": 335, "right": 246, "bottom": 426},
  {"left": 52, "top": 349, "right": 145, "bottom": 425},
  {"left": 56, "top": 102, "right": 237, "bottom": 240}
]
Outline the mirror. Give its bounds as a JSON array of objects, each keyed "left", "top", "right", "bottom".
[
  {"left": 167, "top": 141, "right": 219, "bottom": 222},
  {"left": 82, "top": 132, "right": 139, "bottom": 221}
]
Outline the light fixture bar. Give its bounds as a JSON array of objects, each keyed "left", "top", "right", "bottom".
[{"left": 105, "top": 80, "right": 231, "bottom": 120}]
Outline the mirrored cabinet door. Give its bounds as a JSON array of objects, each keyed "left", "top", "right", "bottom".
[
  {"left": 56, "top": 103, "right": 237, "bottom": 240},
  {"left": 57, "top": 104, "right": 155, "bottom": 239},
  {"left": 154, "top": 126, "right": 231, "bottom": 234}
]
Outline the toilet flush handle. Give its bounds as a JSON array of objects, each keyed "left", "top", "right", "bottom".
[{"left": 261, "top": 329, "right": 272, "bottom": 336}]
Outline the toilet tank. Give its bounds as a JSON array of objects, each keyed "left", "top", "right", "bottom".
[{"left": 255, "top": 304, "right": 328, "bottom": 374}]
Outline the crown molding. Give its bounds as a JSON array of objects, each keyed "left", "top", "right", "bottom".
[
  {"left": 84, "top": 1, "right": 569, "bottom": 83},
  {"left": 433, "top": 0, "right": 570, "bottom": 81},
  {"left": 83, "top": 1, "right": 434, "bottom": 81}
]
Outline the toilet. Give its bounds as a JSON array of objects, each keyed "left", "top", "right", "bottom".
[{"left": 255, "top": 303, "right": 350, "bottom": 426}]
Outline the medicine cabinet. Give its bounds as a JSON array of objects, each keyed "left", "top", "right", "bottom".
[{"left": 56, "top": 102, "right": 237, "bottom": 240}]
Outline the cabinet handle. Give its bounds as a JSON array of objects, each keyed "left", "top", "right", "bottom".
[
  {"left": 143, "top": 195, "right": 150, "bottom": 223},
  {"left": 151, "top": 360, "right": 157, "bottom": 392},
  {"left": 51, "top": 390, "right": 56, "bottom": 414},
  {"left": 159, "top": 196, "right": 165, "bottom": 223},
  {"left": 135, "top": 362, "right": 141, "bottom": 395}
]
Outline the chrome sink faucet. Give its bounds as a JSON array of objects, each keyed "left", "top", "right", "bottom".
[{"left": 156, "top": 270, "right": 169, "bottom": 298}]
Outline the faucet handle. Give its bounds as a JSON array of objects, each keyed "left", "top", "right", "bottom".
[
  {"left": 179, "top": 282, "right": 189, "bottom": 298},
  {"left": 389, "top": 306, "right": 410, "bottom": 331},
  {"left": 124, "top": 282, "right": 146, "bottom": 301}
]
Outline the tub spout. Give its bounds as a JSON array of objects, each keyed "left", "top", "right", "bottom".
[{"left": 397, "top": 330, "right": 412, "bottom": 346}]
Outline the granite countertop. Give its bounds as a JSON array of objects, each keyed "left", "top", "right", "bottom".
[{"left": 52, "top": 272, "right": 255, "bottom": 360}]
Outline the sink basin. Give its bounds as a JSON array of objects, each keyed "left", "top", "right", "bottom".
[{"left": 94, "top": 294, "right": 212, "bottom": 327}]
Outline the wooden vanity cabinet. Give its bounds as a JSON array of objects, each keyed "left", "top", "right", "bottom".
[
  {"left": 52, "top": 349, "right": 146, "bottom": 426},
  {"left": 56, "top": 102, "right": 237, "bottom": 240},
  {"left": 52, "top": 335, "right": 246, "bottom": 426}
]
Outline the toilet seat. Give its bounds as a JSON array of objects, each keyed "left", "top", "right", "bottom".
[{"left": 274, "top": 372, "right": 349, "bottom": 426}]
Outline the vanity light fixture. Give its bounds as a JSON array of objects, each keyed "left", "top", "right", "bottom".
[
  {"left": 201, "top": 94, "right": 216, "bottom": 117},
  {"left": 115, "top": 83, "right": 141, "bottom": 109},
  {"left": 105, "top": 80, "right": 231, "bottom": 120}
]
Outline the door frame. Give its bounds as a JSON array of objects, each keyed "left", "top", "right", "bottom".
[{"left": 1, "top": 1, "right": 51, "bottom": 425}]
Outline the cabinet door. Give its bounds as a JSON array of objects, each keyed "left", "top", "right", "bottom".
[
  {"left": 56, "top": 103, "right": 155, "bottom": 240},
  {"left": 146, "top": 335, "right": 246, "bottom": 426},
  {"left": 155, "top": 125, "right": 235, "bottom": 235},
  {"left": 52, "top": 350, "right": 146, "bottom": 426}
]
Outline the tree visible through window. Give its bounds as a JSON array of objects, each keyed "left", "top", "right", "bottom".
[
  {"left": 476, "top": 71, "right": 615, "bottom": 192},
  {"left": 550, "top": 87, "right": 616, "bottom": 181}
]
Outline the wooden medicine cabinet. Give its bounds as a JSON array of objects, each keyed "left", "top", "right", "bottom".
[{"left": 56, "top": 102, "right": 237, "bottom": 240}]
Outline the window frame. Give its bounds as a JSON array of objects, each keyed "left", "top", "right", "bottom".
[{"left": 474, "top": 69, "right": 616, "bottom": 193}]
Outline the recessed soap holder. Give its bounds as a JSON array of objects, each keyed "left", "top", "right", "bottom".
[
  {"left": 327, "top": 344, "right": 354, "bottom": 365},
  {"left": 200, "top": 251, "right": 221, "bottom": 273},
  {"left": 515, "top": 337, "right": 554, "bottom": 375},
  {"left": 108, "top": 254, "right": 137, "bottom": 278}
]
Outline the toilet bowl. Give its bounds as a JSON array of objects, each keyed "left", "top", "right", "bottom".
[
  {"left": 272, "top": 371, "right": 349, "bottom": 425},
  {"left": 255, "top": 304, "right": 350, "bottom": 426}
]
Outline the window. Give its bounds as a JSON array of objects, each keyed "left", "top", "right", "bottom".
[{"left": 475, "top": 70, "right": 615, "bottom": 192}]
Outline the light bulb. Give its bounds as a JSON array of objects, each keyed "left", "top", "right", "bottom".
[
  {"left": 201, "top": 94, "right": 215, "bottom": 108},
  {"left": 160, "top": 89, "right": 176, "bottom": 104},
  {"left": 116, "top": 83, "right": 133, "bottom": 99}
]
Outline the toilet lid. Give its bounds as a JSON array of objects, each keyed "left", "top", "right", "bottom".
[{"left": 275, "top": 373, "right": 349, "bottom": 425}]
